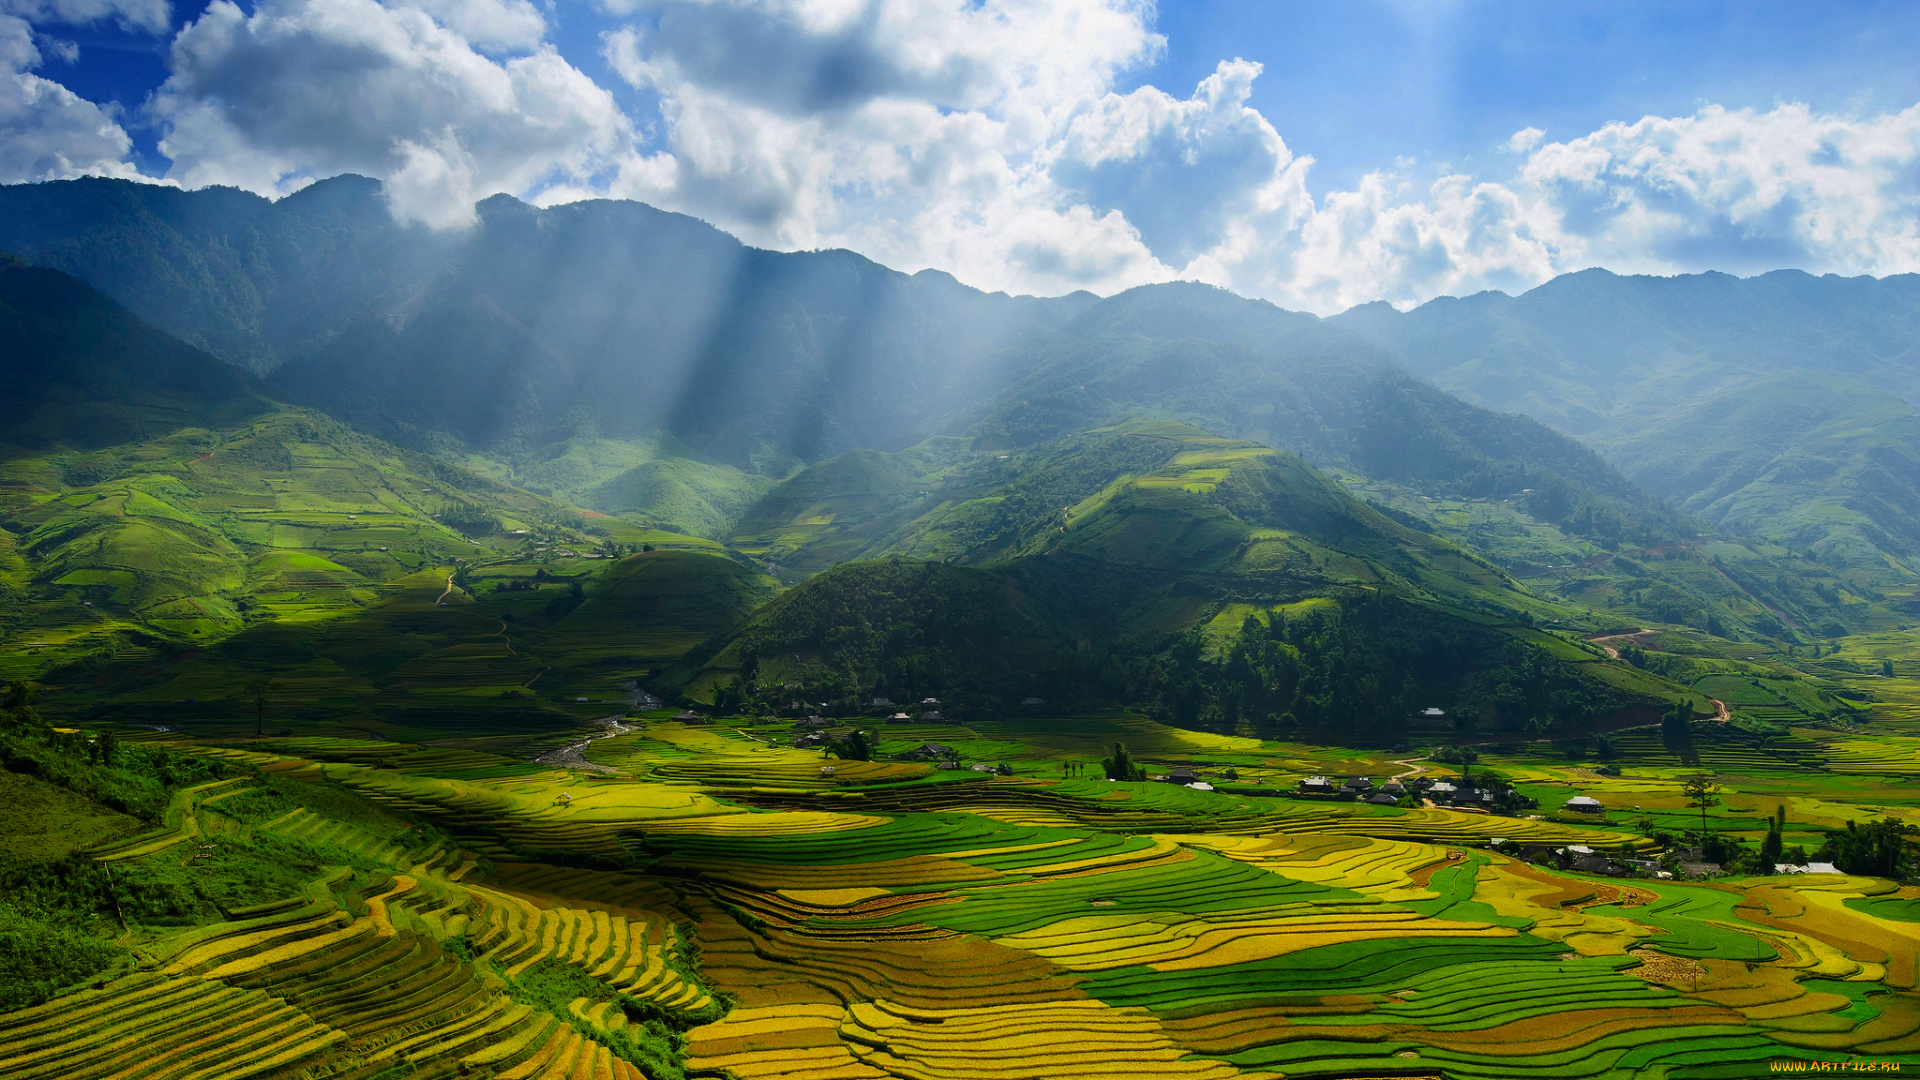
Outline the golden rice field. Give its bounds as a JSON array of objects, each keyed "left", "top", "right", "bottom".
[{"left": 12, "top": 717, "right": 1920, "bottom": 1080}]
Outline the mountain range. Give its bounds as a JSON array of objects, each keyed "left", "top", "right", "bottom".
[{"left": 0, "top": 174, "right": 1911, "bottom": 735}]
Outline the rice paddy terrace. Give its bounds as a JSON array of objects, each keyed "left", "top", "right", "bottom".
[{"left": 12, "top": 708, "right": 1920, "bottom": 1080}]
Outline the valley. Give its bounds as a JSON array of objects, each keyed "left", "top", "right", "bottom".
[{"left": 6, "top": 177, "right": 1920, "bottom": 1079}]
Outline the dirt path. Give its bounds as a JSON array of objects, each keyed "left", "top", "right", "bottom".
[
  {"left": 1391, "top": 757, "right": 1431, "bottom": 780},
  {"left": 533, "top": 715, "right": 631, "bottom": 775},
  {"left": 1708, "top": 698, "right": 1730, "bottom": 723},
  {"left": 498, "top": 620, "right": 515, "bottom": 655},
  {"left": 1587, "top": 629, "right": 1657, "bottom": 660},
  {"left": 435, "top": 573, "right": 455, "bottom": 606}
]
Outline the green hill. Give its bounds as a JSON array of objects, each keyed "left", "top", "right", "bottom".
[
  {"left": 966, "top": 282, "right": 1686, "bottom": 549},
  {"left": 680, "top": 422, "right": 1682, "bottom": 737},
  {"left": 1334, "top": 268, "right": 1920, "bottom": 572},
  {"left": 0, "top": 255, "right": 271, "bottom": 452},
  {"left": 1595, "top": 372, "right": 1920, "bottom": 567}
]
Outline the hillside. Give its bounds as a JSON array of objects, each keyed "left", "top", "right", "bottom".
[
  {"left": 1595, "top": 372, "right": 1920, "bottom": 566},
  {"left": 965, "top": 283, "right": 1687, "bottom": 549},
  {"left": 1334, "top": 269, "right": 1920, "bottom": 571},
  {"left": 684, "top": 421, "right": 1689, "bottom": 736},
  {"left": 0, "top": 255, "right": 271, "bottom": 451}
]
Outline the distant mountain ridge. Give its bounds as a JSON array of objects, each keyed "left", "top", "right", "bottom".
[
  {"left": 5, "top": 175, "right": 1918, "bottom": 584},
  {"left": 1332, "top": 268, "right": 1920, "bottom": 569}
]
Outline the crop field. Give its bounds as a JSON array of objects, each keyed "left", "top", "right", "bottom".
[{"left": 13, "top": 700, "right": 1920, "bottom": 1080}]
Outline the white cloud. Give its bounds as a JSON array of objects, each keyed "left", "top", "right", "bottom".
[
  {"left": 7, "top": 0, "right": 1920, "bottom": 312},
  {"left": 0, "top": 14, "right": 143, "bottom": 183},
  {"left": 1219, "top": 101, "right": 1920, "bottom": 312},
  {"left": 0, "top": 0, "right": 170, "bottom": 34},
  {"left": 593, "top": 0, "right": 1179, "bottom": 294},
  {"left": 404, "top": 0, "right": 543, "bottom": 52},
  {"left": 149, "top": 0, "right": 628, "bottom": 228}
]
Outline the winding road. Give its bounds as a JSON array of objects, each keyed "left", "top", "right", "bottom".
[{"left": 533, "top": 715, "right": 632, "bottom": 775}]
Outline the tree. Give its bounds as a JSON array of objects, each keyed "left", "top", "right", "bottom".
[
  {"left": 1680, "top": 773, "right": 1721, "bottom": 840},
  {"left": 1885, "top": 659, "right": 1897, "bottom": 678},
  {"left": 244, "top": 679, "right": 276, "bottom": 737},
  {"left": 832, "top": 730, "right": 873, "bottom": 762},
  {"left": 2, "top": 681, "right": 40, "bottom": 731},
  {"left": 1759, "top": 804, "right": 1786, "bottom": 867},
  {"left": 1819, "top": 819, "right": 1914, "bottom": 877},
  {"left": 1102, "top": 742, "right": 1145, "bottom": 782}
]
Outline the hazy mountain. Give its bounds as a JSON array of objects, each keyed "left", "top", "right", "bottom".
[
  {"left": 1333, "top": 268, "right": 1920, "bottom": 570},
  {"left": 1599, "top": 372, "right": 1920, "bottom": 563},
  {"left": 1333, "top": 268, "right": 1920, "bottom": 435},
  {"left": 965, "top": 282, "right": 1685, "bottom": 547},
  {"left": 0, "top": 255, "right": 271, "bottom": 452},
  {"left": 0, "top": 176, "right": 452, "bottom": 373}
]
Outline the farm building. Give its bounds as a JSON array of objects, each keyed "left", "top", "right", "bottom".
[
  {"left": 866, "top": 697, "right": 896, "bottom": 710},
  {"left": 886, "top": 712, "right": 914, "bottom": 724},
  {"left": 1164, "top": 767, "right": 1202, "bottom": 785},
  {"left": 673, "top": 710, "right": 709, "bottom": 724},
  {"left": 1298, "top": 775, "right": 1334, "bottom": 793},
  {"left": 1365, "top": 793, "right": 1398, "bottom": 806},
  {"left": 1563, "top": 796, "right": 1604, "bottom": 813},
  {"left": 919, "top": 710, "right": 946, "bottom": 722},
  {"left": 901, "top": 743, "right": 956, "bottom": 762},
  {"left": 1342, "top": 777, "right": 1374, "bottom": 795}
]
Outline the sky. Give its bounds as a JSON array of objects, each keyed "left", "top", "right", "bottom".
[{"left": 3, "top": 0, "right": 1919, "bottom": 313}]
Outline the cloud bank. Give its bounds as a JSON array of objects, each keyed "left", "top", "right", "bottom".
[{"left": 4, "top": 0, "right": 1920, "bottom": 311}]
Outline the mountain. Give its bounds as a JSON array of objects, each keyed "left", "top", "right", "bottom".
[
  {"left": 1332, "top": 269, "right": 1920, "bottom": 572},
  {"left": 0, "top": 175, "right": 452, "bottom": 373},
  {"left": 1332, "top": 268, "right": 1920, "bottom": 435},
  {"left": 963, "top": 282, "right": 1687, "bottom": 548},
  {"left": 1596, "top": 372, "right": 1920, "bottom": 565},
  {"left": 0, "top": 254, "right": 271, "bottom": 452},
  {"left": 673, "top": 423, "right": 1675, "bottom": 736}
]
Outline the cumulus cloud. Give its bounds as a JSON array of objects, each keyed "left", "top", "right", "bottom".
[
  {"left": 597, "top": 0, "right": 1175, "bottom": 294},
  {"left": 149, "top": 0, "right": 627, "bottom": 227},
  {"left": 0, "top": 13, "right": 142, "bottom": 183},
  {"left": 1238, "top": 102, "right": 1920, "bottom": 312},
  {"left": 0, "top": 0, "right": 169, "bottom": 34},
  {"left": 6, "top": 0, "right": 1920, "bottom": 310}
]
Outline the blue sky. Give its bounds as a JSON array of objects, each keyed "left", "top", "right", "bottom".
[{"left": 5, "top": 0, "right": 1920, "bottom": 310}]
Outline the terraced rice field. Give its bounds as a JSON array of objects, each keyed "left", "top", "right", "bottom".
[{"left": 12, "top": 723, "right": 1920, "bottom": 1080}]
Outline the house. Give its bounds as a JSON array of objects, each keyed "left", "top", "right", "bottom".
[
  {"left": 922, "top": 697, "right": 941, "bottom": 706},
  {"left": 1563, "top": 796, "right": 1605, "bottom": 813},
  {"left": 819, "top": 765, "right": 836, "bottom": 776},
  {"left": 1020, "top": 697, "right": 1047, "bottom": 707},
  {"left": 1678, "top": 861, "right": 1723, "bottom": 878},
  {"left": 794, "top": 716, "right": 831, "bottom": 730},
  {"left": 1427, "top": 781, "right": 1457, "bottom": 798},
  {"left": 1411, "top": 707, "right": 1448, "bottom": 723},
  {"left": 919, "top": 711, "right": 946, "bottom": 723},
  {"left": 887, "top": 712, "right": 914, "bottom": 724},
  {"left": 935, "top": 760, "right": 962, "bottom": 770},
  {"left": 1570, "top": 854, "right": 1628, "bottom": 877},
  {"left": 1365, "top": 793, "right": 1399, "bottom": 806},
  {"left": 1380, "top": 779, "right": 1406, "bottom": 796},
  {"left": 901, "top": 743, "right": 955, "bottom": 762},
  {"left": 1342, "top": 777, "right": 1374, "bottom": 795},
  {"left": 1298, "top": 775, "right": 1334, "bottom": 794},
  {"left": 672, "top": 710, "right": 710, "bottom": 725},
  {"left": 1512, "top": 844, "right": 1562, "bottom": 866},
  {"left": 1774, "top": 862, "right": 1842, "bottom": 875},
  {"left": 867, "top": 697, "right": 896, "bottom": 710},
  {"left": 795, "top": 732, "right": 831, "bottom": 749},
  {"left": 1165, "top": 767, "right": 1202, "bottom": 786}
]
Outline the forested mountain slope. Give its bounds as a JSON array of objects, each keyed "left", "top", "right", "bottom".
[{"left": 1334, "top": 269, "right": 1920, "bottom": 572}]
